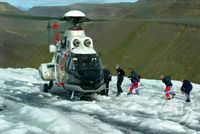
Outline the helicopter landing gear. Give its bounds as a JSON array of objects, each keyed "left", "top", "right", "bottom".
[
  {"left": 43, "top": 80, "right": 53, "bottom": 93},
  {"left": 80, "top": 93, "right": 94, "bottom": 101},
  {"left": 70, "top": 91, "right": 75, "bottom": 100},
  {"left": 49, "top": 80, "right": 53, "bottom": 89},
  {"left": 43, "top": 84, "right": 49, "bottom": 93}
]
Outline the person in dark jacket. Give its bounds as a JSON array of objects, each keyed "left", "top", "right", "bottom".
[
  {"left": 116, "top": 64, "right": 125, "bottom": 96},
  {"left": 127, "top": 67, "right": 141, "bottom": 95},
  {"left": 100, "top": 67, "right": 112, "bottom": 96},
  {"left": 160, "top": 75, "right": 176, "bottom": 100},
  {"left": 181, "top": 80, "right": 193, "bottom": 102}
]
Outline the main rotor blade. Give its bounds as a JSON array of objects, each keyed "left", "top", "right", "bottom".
[
  {"left": 0, "top": 13, "right": 111, "bottom": 22},
  {"left": 105, "top": 17, "right": 200, "bottom": 27},
  {"left": 0, "top": 13, "right": 60, "bottom": 21},
  {"left": 142, "top": 18, "right": 200, "bottom": 28},
  {"left": 150, "top": 18, "right": 200, "bottom": 25},
  {"left": 84, "top": 17, "right": 111, "bottom": 22}
]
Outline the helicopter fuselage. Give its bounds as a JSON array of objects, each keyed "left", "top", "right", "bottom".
[{"left": 39, "top": 29, "right": 106, "bottom": 93}]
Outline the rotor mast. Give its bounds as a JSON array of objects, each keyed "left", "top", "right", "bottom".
[{"left": 62, "top": 10, "right": 86, "bottom": 30}]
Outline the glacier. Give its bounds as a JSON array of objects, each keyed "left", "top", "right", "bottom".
[{"left": 0, "top": 68, "right": 200, "bottom": 134}]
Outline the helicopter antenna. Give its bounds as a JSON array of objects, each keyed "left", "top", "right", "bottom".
[{"left": 47, "top": 20, "right": 51, "bottom": 44}]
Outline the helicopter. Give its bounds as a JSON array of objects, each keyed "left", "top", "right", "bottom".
[
  {"left": 0, "top": 10, "right": 107, "bottom": 99},
  {"left": 39, "top": 10, "right": 106, "bottom": 99}
]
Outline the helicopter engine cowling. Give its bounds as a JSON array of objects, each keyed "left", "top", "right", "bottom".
[{"left": 39, "top": 63, "right": 55, "bottom": 81}]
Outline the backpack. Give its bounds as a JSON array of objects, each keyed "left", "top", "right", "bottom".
[
  {"left": 165, "top": 76, "right": 171, "bottom": 81},
  {"left": 108, "top": 74, "right": 112, "bottom": 81},
  {"left": 137, "top": 74, "right": 142, "bottom": 82},
  {"left": 103, "top": 68, "right": 112, "bottom": 82}
]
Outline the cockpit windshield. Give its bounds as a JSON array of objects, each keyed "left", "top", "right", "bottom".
[{"left": 66, "top": 54, "right": 101, "bottom": 71}]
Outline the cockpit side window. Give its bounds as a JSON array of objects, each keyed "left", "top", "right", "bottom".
[
  {"left": 69, "top": 58, "right": 78, "bottom": 70},
  {"left": 65, "top": 56, "right": 71, "bottom": 72},
  {"left": 56, "top": 55, "right": 61, "bottom": 64},
  {"left": 66, "top": 41, "right": 70, "bottom": 48},
  {"left": 61, "top": 37, "right": 67, "bottom": 49}
]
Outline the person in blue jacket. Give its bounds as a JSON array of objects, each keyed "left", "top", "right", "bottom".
[{"left": 181, "top": 80, "right": 193, "bottom": 102}]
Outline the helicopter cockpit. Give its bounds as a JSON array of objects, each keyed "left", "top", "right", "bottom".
[
  {"left": 64, "top": 53, "right": 103, "bottom": 90},
  {"left": 67, "top": 54, "right": 101, "bottom": 70}
]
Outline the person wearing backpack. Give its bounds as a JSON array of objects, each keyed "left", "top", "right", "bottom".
[
  {"left": 101, "top": 67, "right": 112, "bottom": 96},
  {"left": 160, "top": 75, "right": 176, "bottom": 100},
  {"left": 181, "top": 80, "right": 193, "bottom": 102},
  {"left": 127, "top": 67, "right": 141, "bottom": 95}
]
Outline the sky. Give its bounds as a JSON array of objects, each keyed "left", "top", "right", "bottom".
[{"left": 0, "top": 0, "right": 138, "bottom": 10}]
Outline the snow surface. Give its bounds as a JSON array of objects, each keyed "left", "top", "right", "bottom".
[{"left": 0, "top": 68, "right": 200, "bottom": 134}]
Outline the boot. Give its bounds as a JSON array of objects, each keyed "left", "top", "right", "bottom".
[
  {"left": 185, "top": 99, "right": 190, "bottom": 102},
  {"left": 127, "top": 92, "right": 132, "bottom": 95},
  {"left": 135, "top": 88, "right": 139, "bottom": 95},
  {"left": 172, "top": 93, "right": 176, "bottom": 99},
  {"left": 116, "top": 93, "right": 121, "bottom": 96}
]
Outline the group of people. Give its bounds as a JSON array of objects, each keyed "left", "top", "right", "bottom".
[{"left": 101, "top": 65, "right": 193, "bottom": 102}]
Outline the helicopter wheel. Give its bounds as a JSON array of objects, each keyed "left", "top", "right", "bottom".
[
  {"left": 80, "top": 93, "right": 94, "bottom": 101},
  {"left": 48, "top": 80, "right": 53, "bottom": 89},
  {"left": 43, "top": 83, "right": 49, "bottom": 93}
]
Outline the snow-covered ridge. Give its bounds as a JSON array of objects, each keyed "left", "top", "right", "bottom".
[{"left": 0, "top": 68, "right": 200, "bottom": 134}]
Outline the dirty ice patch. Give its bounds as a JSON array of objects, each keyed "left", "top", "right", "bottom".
[
  {"left": 53, "top": 100, "right": 109, "bottom": 115},
  {"left": 17, "top": 105, "right": 122, "bottom": 134},
  {"left": 139, "top": 118, "right": 185, "bottom": 133},
  {"left": 0, "top": 97, "right": 6, "bottom": 111}
]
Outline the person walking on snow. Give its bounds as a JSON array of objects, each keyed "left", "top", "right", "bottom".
[
  {"left": 160, "top": 75, "right": 176, "bottom": 100},
  {"left": 116, "top": 64, "right": 125, "bottom": 96},
  {"left": 127, "top": 67, "right": 141, "bottom": 95},
  {"left": 181, "top": 80, "right": 193, "bottom": 102},
  {"left": 100, "top": 66, "right": 112, "bottom": 96}
]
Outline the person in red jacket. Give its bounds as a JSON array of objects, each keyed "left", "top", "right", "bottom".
[{"left": 160, "top": 75, "right": 176, "bottom": 100}]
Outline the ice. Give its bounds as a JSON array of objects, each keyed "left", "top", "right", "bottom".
[
  {"left": 17, "top": 105, "right": 122, "bottom": 134},
  {"left": 0, "top": 118, "right": 12, "bottom": 130},
  {"left": 139, "top": 118, "right": 186, "bottom": 133},
  {"left": 0, "top": 68, "right": 200, "bottom": 134},
  {"left": 2, "top": 123, "right": 45, "bottom": 134},
  {"left": 0, "top": 68, "right": 42, "bottom": 85}
]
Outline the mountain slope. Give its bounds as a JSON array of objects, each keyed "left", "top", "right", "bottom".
[
  {"left": 0, "top": 1, "right": 200, "bottom": 83},
  {"left": 83, "top": 0, "right": 200, "bottom": 83},
  {"left": 28, "top": 3, "right": 132, "bottom": 18},
  {"left": 0, "top": 2, "right": 20, "bottom": 12},
  {"left": 0, "top": 2, "right": 51, "bottom": 68}
]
